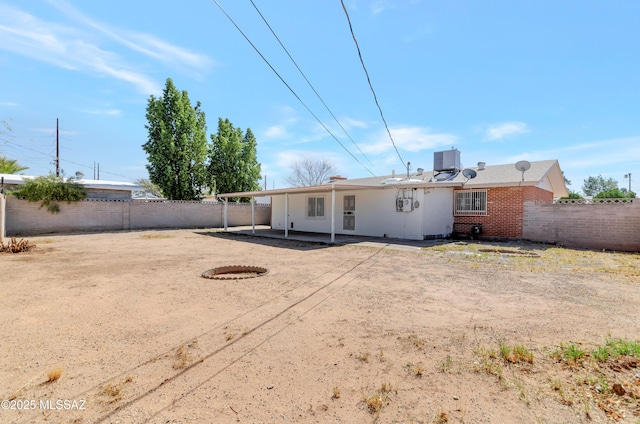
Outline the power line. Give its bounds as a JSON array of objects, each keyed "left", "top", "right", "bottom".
[
  {"left": 340, "top": 0, "right": 405, "bottom": 168},
  {"left": 247, "top": 0, "right": 375, "bottom": 170},
  {"left": 1, "top": 138, "right": 137, "bottom": 181},
  {"left": 211, "top": 0, "right": 376, "bottom": 177}
]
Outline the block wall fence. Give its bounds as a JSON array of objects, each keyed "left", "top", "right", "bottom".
[
  {"left": 2, "top": 197, "right": 271, "bottom": 237},
  {"left": 523, "top": 200, "right": 640, "bottom": 252}
]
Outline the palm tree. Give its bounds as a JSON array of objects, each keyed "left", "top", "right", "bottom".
[{"left": 0, "top": 156, "right": 28, "bottom": 174}]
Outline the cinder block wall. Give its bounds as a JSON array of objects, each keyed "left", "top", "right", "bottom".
[
  {"left": 454, "top": 187, "right": 553, "bottom": 238},
  {"left": 5, "top": 198, "right": 271, "bottom": 236},
  {"left": 523, "top": 200, "right": 640, "bottom": 252}
]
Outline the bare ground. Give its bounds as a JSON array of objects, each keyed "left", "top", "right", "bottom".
[{"left": 1, "top": 229, "right": 639, "bottom": 424}]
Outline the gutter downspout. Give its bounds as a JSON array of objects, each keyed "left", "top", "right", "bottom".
[{"left": 330, "top": 184, "right": 335, "bottom": 243}]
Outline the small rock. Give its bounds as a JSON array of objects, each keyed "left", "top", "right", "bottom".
[
  {"left": 267, "top": 384, "right": 274, "bottom": 390},
  {"left": 453, "top": 396, "right": 459, "bottom": 400},
  {"left": 612, "top": 383, "right": 625, "bottom": 396}
]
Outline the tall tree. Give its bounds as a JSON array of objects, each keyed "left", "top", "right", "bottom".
[
  {"left": 0, "top": 156, "right": 28, "bottom": 174},
  {"left": 142, "top": 78, "right": 208, "bottom": 200},
  {"left": 208, "top": 118, "right": 261, "bottom": 200},
  {"left": 238, "top": 128, "right": 261, "bottom": 193},
  {"left": 582, "top": 175, "right": 618, "bottom": 197},
  {"left": 286, "top": 158, "right": 337, "bottom": 187}
]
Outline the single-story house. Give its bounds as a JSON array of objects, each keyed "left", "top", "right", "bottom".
[
  {"left": 217, "top": 149, "right": 568, "bottom": 242},
  {"left": 0, "top": 174, "right": 140, "bottom": 200}
]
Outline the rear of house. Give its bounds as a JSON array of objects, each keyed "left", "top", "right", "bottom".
[{"left": 254, "top": 150, "right": 568, "bottom": 241}]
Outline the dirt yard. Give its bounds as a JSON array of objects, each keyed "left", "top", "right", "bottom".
[{"left": 1, "top": 229, "right": 639, "bottom": 424}]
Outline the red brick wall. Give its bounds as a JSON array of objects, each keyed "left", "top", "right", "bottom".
[{"left": 454, "top": 186, "right": 553, "bottom": 238}]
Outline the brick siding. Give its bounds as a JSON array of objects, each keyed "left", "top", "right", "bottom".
[{"left": 454, "top": 186, "right": 553, "bottom": 238}]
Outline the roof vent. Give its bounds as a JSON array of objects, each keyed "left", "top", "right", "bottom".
[
  {"left": 477, "top": 162, "right": 486, "bottom": 170},
  {"left": 416, "top": 168, "right": 424, "bottom": 175},
  {"left": 434, "top": 148, "right": 461, "bottom": 172}
]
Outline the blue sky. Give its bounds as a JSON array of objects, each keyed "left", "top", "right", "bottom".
[{"left": 1, "top": 0, "right": 638, "bottom": 194}]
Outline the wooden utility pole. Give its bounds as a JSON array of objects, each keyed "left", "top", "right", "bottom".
[{"left": 55, "top": 118, "right": 60, "bottom": 177}]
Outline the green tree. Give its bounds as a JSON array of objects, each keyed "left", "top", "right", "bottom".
[
  {"left": 621, "top": 188, "right": 636, "bottom": 198},
  {"left": 10, "top": 175, "right": 86, "bottom": 213},
  {"left": 560, "top": 191, "right": 583, "bottom": 200},
  {"left": 208, "top": 118, "right": 261, "bottom": 201},
  {"left": 142, "top": 78, "right": 208, "bottom": 200},
  {"left": 0, "top": 155, "right": 28, "bottom": 174},
  {"left": 582, "top": 175, "right": 618, "bottom": 197},
  {"left": 595, "top": 188, "right": 636, "bottom": 199}
]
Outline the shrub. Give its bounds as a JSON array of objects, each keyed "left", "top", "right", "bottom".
[{"left": 10, "top": 175, "right": 86, "bottom": 213}]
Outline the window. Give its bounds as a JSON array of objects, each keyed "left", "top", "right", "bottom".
[
  {"left": 307, "top": 196, "right": 325, "bottom": 218},
  {"left": 454, "top": 190, "right": 487, "bottom": 216}
]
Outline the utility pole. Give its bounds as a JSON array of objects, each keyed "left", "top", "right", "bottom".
[
  {"left": 625, "top": 173, "right": 632, "bottom": 192},
  {"left": 55, "top": 118, "right": 60, "bottom": 177}
]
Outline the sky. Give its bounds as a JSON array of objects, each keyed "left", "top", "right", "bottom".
[{"left": 0, "top": 0, "right": 639, "bottom": 194}]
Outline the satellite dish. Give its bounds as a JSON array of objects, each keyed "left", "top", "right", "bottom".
[
  {"left": 462, "top": 168, "right": 477, "bottom": 180},
  {"left": 515, "top": 160, "right": 531, "bottom": 181}
]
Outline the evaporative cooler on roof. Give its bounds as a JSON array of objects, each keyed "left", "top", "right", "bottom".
[{"left": 433, "top": 149, "right": 461, "bottom": 172}]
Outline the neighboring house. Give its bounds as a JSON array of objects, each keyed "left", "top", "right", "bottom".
[
  {"left": 0, "top": 174, "right": 140, "bottom": 200},
  {"left": 217, "top": 149, "right": 568, "bottom": 241}
]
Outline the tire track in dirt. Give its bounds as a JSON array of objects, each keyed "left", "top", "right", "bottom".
[{"left": 50, "top": 247, "right": 384, "bottom": 424}]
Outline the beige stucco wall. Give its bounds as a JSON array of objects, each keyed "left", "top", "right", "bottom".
[
  {"left": 5, "top": 198, "right": 270, "bottom": 236},
  {"left": 522, "top": 200, "right": 640, "bottom": 252}
]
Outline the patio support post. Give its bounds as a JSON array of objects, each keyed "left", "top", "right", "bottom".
[
  {"left": 284, "top": 193, "right": 289, "bottom": 238},
  {"left": 331, "top": 184, "right": 335, "bottom": 243},
  {"left": 0, "top": 194, "right": 5, "bottom": 242},
  {"left": 223, "top": 198, "right": 228, "bottom": 231},
  {"left": 251, "top": 196, "right": 255, "bottom": 235}
]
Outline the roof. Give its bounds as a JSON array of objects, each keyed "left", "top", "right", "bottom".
[
  {"left": 218, "top": 159, "right": 568, "bottom": 198},
  {"left": 0, "top": 174, "right": 140, "bottom": 191}
]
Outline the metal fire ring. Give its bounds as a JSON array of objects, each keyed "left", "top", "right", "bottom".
[{"left": 201, "top": 265, "right": 269, "bottom": 280}]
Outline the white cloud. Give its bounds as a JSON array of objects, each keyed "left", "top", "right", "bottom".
[
  {"left": 485, "top": 121, "right": 529, "bottom": 140},
  {"left": 47, "top": 0, "right": 213, "bottom": 79},
  {"left": 505, "top": 136, "right": 640, "bottom": 170},
  {"left": 341, "top": 117, "right": 368, "bottom": 129},
  {"left": 0, "top": 2, "right": 212, "bottom": 94},
  {"left": 0, "top": 101, "right": 18, "bottom": 107},
  {"left": 263, "top": 125, "right": 288, "bottom": 140},
  {"left": 276, "top": 149, "right": 346, "bottom": 169},
  {"left": 362, "top": 126, "right": 457, "bottom": 154},
  {"left": 83, "top": 109, "right": 122, "bottom": 116}
]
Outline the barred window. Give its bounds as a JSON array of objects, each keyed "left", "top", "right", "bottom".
[
  {"left": 307, "top": 196, "right": 325, "bottom": 218},
  {"left": 454, "top": 190, "right": 487, "bottom": 216}
]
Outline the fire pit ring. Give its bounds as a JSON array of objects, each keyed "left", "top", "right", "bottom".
[{"left": 201, "top": 265, "right": 269, "bottom": 280}]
